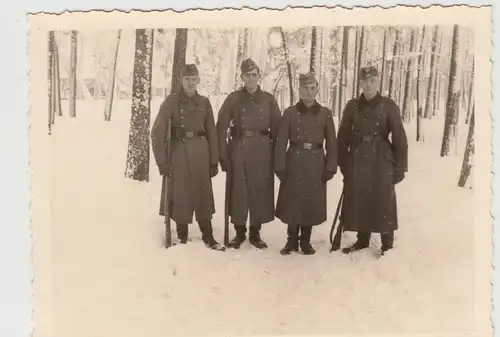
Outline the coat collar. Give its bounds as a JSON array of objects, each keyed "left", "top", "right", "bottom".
[
  {"left": 178, "top": 89, "right": 202, "bottom": 105},
  {"left": 296, "top": 99, "right": 321, "bottom": 115},
  {"left": 240, "top": 86, "right": 263, "bottom": 103},
  {"left": 359, "top": 92, "right": 382, "bottom": 109}
]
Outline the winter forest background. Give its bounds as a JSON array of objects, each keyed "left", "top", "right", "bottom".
[
  {"left": 42, "top": 24, "right": 480, "bottom": 335},
  {"left": 47, "top": 25, "right": 475, "bottom": 189}
]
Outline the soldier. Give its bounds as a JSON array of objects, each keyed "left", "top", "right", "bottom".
[
  {"left": 216, "top": 58, "right": 281, "bottom": 249},
  {"left": 274, "top": 72, "right": 338, "bottom": 255},
  {"left": 337, "top": 66, "right": 408, "bottom": 255},
  {"left": 151, "top": 64, "right": 225, "bottom": 251}
]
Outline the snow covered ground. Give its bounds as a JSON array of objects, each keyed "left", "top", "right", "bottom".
[{"left": 44, "top": 98, "right": 474, "bottom": 336}]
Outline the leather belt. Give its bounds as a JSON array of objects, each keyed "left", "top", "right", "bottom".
[
  {"left": 230, "top": 127, "right": 270, "bottom": 139},
  {"left": 290, "top": 141, "right": 323, "bottom": 150},
  {"left": 173, "top": 129, "right": 207, "bottom": 140}
]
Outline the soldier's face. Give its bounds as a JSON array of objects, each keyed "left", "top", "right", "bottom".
[
  {"left": 181, "top": 75, "right": 200, "bottom": 94},
  {"left": 360, "top": 76, "right": 379, "bottom": 97},
  {"left": 241, "top": 69, "right": 260, "bottom": 90},
  {"left": 299, "top": 82, "right": 319, "bottom": 102}
]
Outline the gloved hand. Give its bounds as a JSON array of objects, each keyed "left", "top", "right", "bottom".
[
  {"left": 275, "top": 170, "right": 286, "bottom": 182},
  {"left": 393, "top": 171, "right": 405, "bottom": 184},
  {"left": 322, "top": 170, "right": 335, "bottom": 182},
  {"left": 210, "top": 165, "right": 219, "bottom": 178},
  {"left": 159, "top": 163, "right": 172, "bottom": 177}
]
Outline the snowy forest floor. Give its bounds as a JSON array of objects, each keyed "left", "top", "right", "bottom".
[{"left": 46, "top": 99, "right": 474, "bottom": 336}]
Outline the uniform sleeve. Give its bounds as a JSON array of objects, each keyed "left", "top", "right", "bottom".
[
  {"left": 387, "top": 101, "right": 408, "bottom": 172},
  {"left": 337, "top": 101, "right": 354, "bottom": 176},
  {"left": 216, "top": 93, "right": 234, "bottom": 166},
  {"left": 268, "top": 95, "right": 282, "bottom": 144},
  {"left": 204, "top": 97, "right": 219, "bottom": 166},
  {"left": 150, "top": 98, "right": 172, "bottom": 167},
  {"left": 324, "top": 109, "right": 338, "bottom": 173},
  {"left": 274, "top": 108, "right": 290, "bottom": 173}
]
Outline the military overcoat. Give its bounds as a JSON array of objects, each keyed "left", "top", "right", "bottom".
[
  {"left": 274, "top": 100, "right": 338, "bottom": 227},
  {"left": 337, "top": 93, "right": 408, "bottom": 233},
  {"left": 216, "top": 86, "right": 281, "bottom": 226},
  {"left": 151, "top": 90, "right": 219, "bottom": 225}
]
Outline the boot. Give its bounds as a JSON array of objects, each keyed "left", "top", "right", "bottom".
[
  {"left": 227, "top": 225, "right": 246, "bottom": 249},
  {"left": 198, "top": 220, "right": 226, "bottom": 252},
  {"left": 380, "top": 231, "right": 394, "bottom": 255},
  {"left": 176, "top": 223, "right": 188, "bottom": 244},
  {"left": 342, "top": 232, "right": 371, "bottom": 254},
  {"left": 280, "top": 224, "right": 299, "bottom": 255},
  {"left": 299, "top": 226, "right": 315, "bottom": 255},
  {"left": 249, "top": 224, "right": 268, "bottom": 249}
]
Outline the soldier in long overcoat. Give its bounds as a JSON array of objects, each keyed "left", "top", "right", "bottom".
[
  {"left": 337, "top": 66, "right": 408, "bottom": 255},
  {"left": 216, "top": 58, "right": 281, "bottom": 249},
  {"left": 151, "top": 64, "right": 225, "bottom": 251},
  {"left": 274, "top": 72, "right": 338, "bottom": 255}
]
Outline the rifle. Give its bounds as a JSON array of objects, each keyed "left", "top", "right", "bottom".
[
  {"left": 164, "top": 118, "right": 174, "bottom": 249},
  {"left": 329, "top": 187, "right": 345, "bottom": 252},
  {"left": 223, "top": 130, "right": 232, "bottom": 247}
]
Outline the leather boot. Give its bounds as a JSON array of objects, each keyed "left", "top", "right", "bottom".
[
  {"left": 198, "top": 220, "right": 226, "bottom": 251},
  {"left": 342, "top": 231, "right": 371, "bottom": 254},
  {"left": 227, "top": 225, "right": 246, "bottom": 249},
  {"left": 299, "top": 226, "right": 315, "bottom": 255},
  {"left": 280, "top": 224, "right": 299, "bottom": 255},
  {"left": 176, "top": 223, "right": 188, "bottom": 244},
  {"left": 381, "top": 231, "right": 394, "bottom": 255},
  {"left": 249, "top": 224, "right": 268, "bottom": 249}
]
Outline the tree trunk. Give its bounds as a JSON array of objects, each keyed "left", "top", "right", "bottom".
[
  {"left": 440, "top": 25, "right": 463, "bottom": 157},
  {"left": 170, "top": 28, "right": 188, "bottom": 96},
  {"left": 68, "top": 30, "right": 78, "bottom": 118},
  {"left": 280, "top": 28, "right": 294, "bottom": 105},
  {"left": 234, "top": 28, "right": 249, "bottom": 89},
  {"left": 124, "top": 29, "right": 154, "bottom": 182},
  {"left": 48, "top": 31, "right": 55, "bottom": 135},
  {"left": 379, "top": 28, "right": 388, "bottom": 94},
  {"left": 388, "top": 28, "right": 401, "bottom": 99},
  {"left": 402, "top": 29, "right": 416, "bottom": 123},
  {"left": 355, "top": 26, "right": 365, "bottom": 97},
  {"left": 338, "top": 26, "right": 350, "bottom": 123},
  {"left": 433, "top": 29, "right": 444, "bottom": 116},
  {"left": 104, "top": 30, "right": 122, "bottom": 122},
  {"left": 310, "top": 26, "right": 318, "bottom": 73},
  {"left": 424, "top": 26, "right": 439, "bottom": 119},
  {"left": 352, "top": 27, "right": 359, "bottom": 97},
  {"left": 416, "top": 26, "right": 427, "bottom": 142},
  {"left": 53, "top": 34, "right": 62, "bottom": 118},
  {"left": 458, "top": 105, "right": 474, "bottom": 187},
  {"left": 465, "top": 58, "right": 474, "bottom": 124}
]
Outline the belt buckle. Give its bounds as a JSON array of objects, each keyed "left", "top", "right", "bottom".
[
  {"left": 185, "top": 131, "right": 194, "bottom": 138},
  {"left": 304, "top": 142, "right": 312, "bottom": 150}
]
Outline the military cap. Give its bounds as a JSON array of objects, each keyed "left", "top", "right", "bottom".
[
  {"left": 240, "top": 58, "right": 259, "bottom": 74},
  {"left": 181, "top": 64, "right": 199, "bottom": 77},
  {"left": 359, "top": 66, "right": 379, "bottom": 80},
  {"left": 298, "top": 72, "right": 318, "bottom": 86}
]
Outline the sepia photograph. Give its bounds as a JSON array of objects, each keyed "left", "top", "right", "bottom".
[{"left": 28, "top": 5, "right": 492, "bottom": 337}]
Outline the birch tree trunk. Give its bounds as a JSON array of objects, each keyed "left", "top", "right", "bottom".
[
  {"left": 352, "top": 27, "right": 359, "bottom": 97},
  {"left": 310, "top": 26, "right": 318, "bottom": 73},
  {"left": 402, "top": 29, "right": 416, "bottom": 123},
  {"left": 388, "top": 28, "right": 401, "bottom": 99},
  {"left": 338, "top": 26, "right": 350, "bottom": 123},
  {"left": 48, "top": 31, "right": 55, "bottom": 135},
  {"left": 104, "top": 30, "right": 122, "bottom": 122},
  {"left": 424, "top": 26, "right": 439, "bottom": 118},
  {"left": 124, "top": 29, "right": 154, "bottom": 182},
  {"left": 440, "top": 25, "right": 463, "bottom": 157},
  {"left": 53, "top": 35, "right": 62, "bottom": 118},
  {"left": 379, "top": 28, "right": 388, "bottom": 94},
  {"left": 280, "top": 28, "right": 294, "bottom": 105},
  {"left": 69, "top": 30, "right": 78, "bottom": 118},
  {"left": 465, "top": 58, "right": 474, "bottom": 124},
  {"left": 416, "top": 26, "right": 426, "bottom": 142},
  {"left": 234, "top": 28, "right": 249, "bottom": 89},
  {"left": 355, "top": 26, "right": 365, "bottom": 97},
  {"left": 458, "top": 105, "right": 474, "bottom": 187}
]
